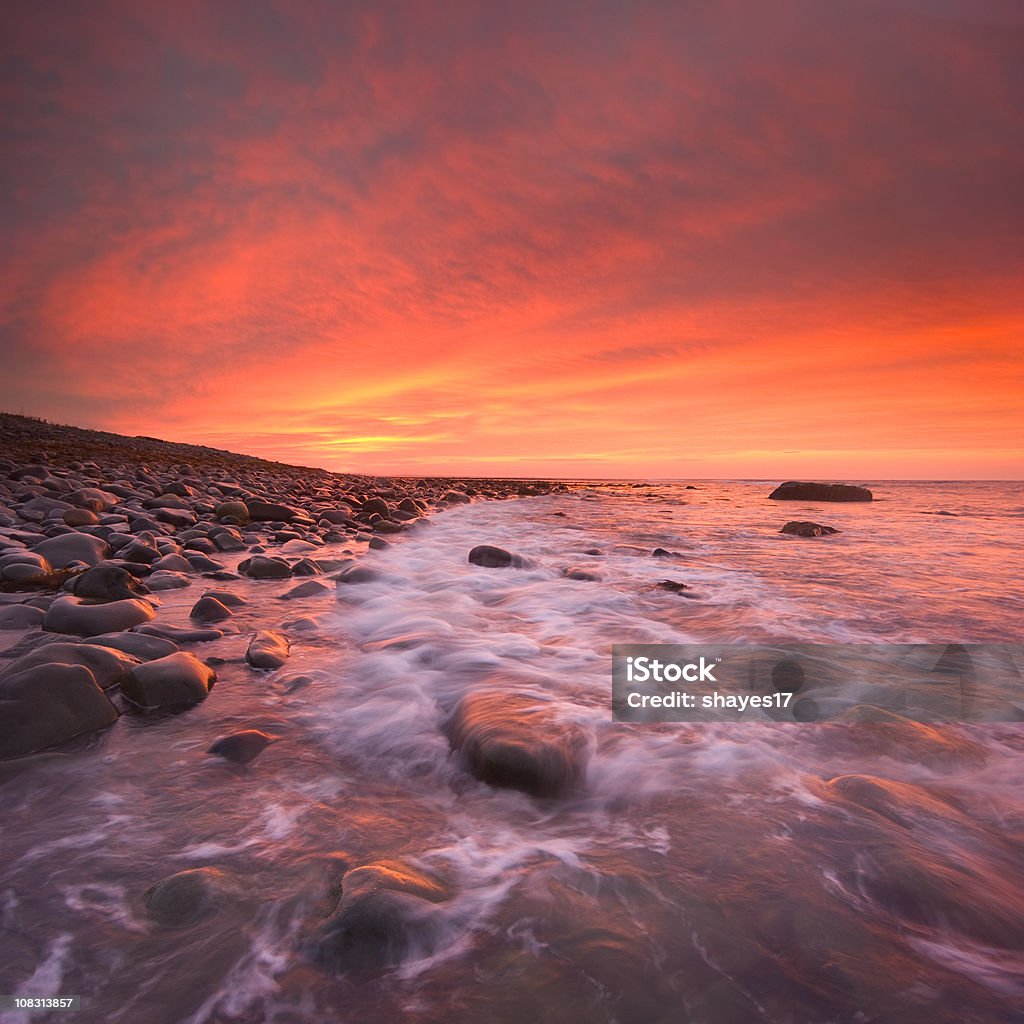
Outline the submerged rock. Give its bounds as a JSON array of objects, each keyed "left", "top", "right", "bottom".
[
  {"left": 769, "top": 481, "right": 872, "bottom": 502},
  {"left": 0, "top": 663, "right": 119, "bottom": 759},
  {"left": 780, "top": 521, "right": 840, "bottom": 537},
  {"left": 144, "top": 867, "right": 232, "bottom": 927},
  {"left": 467, "top": 545, "right": 528, "bottom": 568},
  {"left": 207, "top": 729, "right": 277, "bottom": 764},
  {"left": 446, "top": 689, "right": 588, "bottom": 798},
  {"left": 309, "top": 860, "right": 451, "bottom": 972}
]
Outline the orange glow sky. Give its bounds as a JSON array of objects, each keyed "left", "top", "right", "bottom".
[{"left": 1, "top": 1, "right": 1021, "bottom": 478}]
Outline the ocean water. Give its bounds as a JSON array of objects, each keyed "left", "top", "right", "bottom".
[{"left": 1, "top": 481, "right": 1022, "bottom": 1024}]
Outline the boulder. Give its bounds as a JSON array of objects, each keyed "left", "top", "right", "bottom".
[
  {"left": 281, "top": 580, "right": 330, "bottom": 600},
  {"left": 84, "top": 632, "right": 178, "bottom": 662},
  {"left": 3, "top": 641, "right": 140, "bottom": 690},
  {"left": 42, "top": 596, "right": 155, "bottom": 636},
  {"left": 146, "top": 570, "right": 192, "bottom": 591},
  {"left": 207, "top": 729, "right": 276, "bottom": 764},
  {"left": 32, "top": 533, "right": 109, "bottom": 568},
  {"left": 768, "top": 481, "right": 872, "bottom": 502},
  {"left": 215, "top": 501, "right": 250, "bottom": 524},
  {"left": 245, "top": 500, "right": 297, "bottom": 522},
  {"left": 238, "top": 555, "right": 292, "bottom": 580},
  {"left": 309, "top": 861, "right": 450, "bottom": 972},
  {"left": 780, "top": 521, "right": 840, "bottom": 537},
  {"left": 120, "top": 652, "right": 215, "bottom": 709},
  {"left": 144, "top": 867, "right": 232, "bottom": 927},
  {"left": 0, "top": 604, "right": 45, "bottom": 630},
  {"left": 189, "top": 595, "right": 234, "bottom": 623},
  {"left": 467, "top": 545, "right": 528, "bottom": 569},
  {"left": 134, "top": 623, "right": 224, "bottom": 643},
  {"left": 0, "top": 663, "right": 119, "bottom": 759},
  {"left": 445, "top": 690, "right": 588, "bottom": 798},
  {"left": 68, "top": 565, "right": 148, "bottom": 601},
  {"left": 246, "top": 631, "right": 290, "bottom": 669}
]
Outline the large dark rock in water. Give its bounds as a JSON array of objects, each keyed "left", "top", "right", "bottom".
[
  {"left": 0, "top": 663, "right": 119, "bottom": 759},
  {"left": 780, "top": 521, "right": 840, "bottom": 537},
  {"left": 445, "top": 689, "right": 588, "bottom": 798},
  {"left": 467, "top": 545, "right": 529, "bottom": 568},
  {"left": 309, "top": 861, "right": 450, "bottom": 972},
  {"left": 3, "top": 642, "right": 140, "bottom": 690},
  {"left": 120, "top": 652, "right": 215, "bottom": 709},
  {"left": 144, "top": 867, "right": 232, "bottom": 927},
  {"left": 207, "top": 729, "right": 276, "bottom": 764},
  {"left": 769, "top": 481, "right": 872, "bottom": 502},
  {"left": 246, "top": 630, "right": 290, "bottom": 669}
]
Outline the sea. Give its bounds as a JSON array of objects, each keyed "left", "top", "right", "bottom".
[{"left": 1, "top": 480, "right": 1022, "bottom": 1024}]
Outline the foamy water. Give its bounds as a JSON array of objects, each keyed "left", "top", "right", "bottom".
[{"left": 1, "top": 481, "right": 1022, "bottom": 1023}]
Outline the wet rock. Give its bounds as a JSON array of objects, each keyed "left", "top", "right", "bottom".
[
  {"left": 334, "top": 566, "right": 380, "bottom": 585},
  {"left": 134, "top": 623, "right": 224, "bottom": 643},
  {"left": 2, "top": 641, "right": 140, "bottom": 690},
  {"left": 120, "top": 652, "right": 215, "bottom": 709},
  {"left": 42, "top": 596, "right": 156, "bottom": 636},
  {"left": 207, "top": 729, "right": 276, "bottom": 764},
  {"left": 651, "top": 547, "right": 674, "bottom": 557},
  {"left": 246, "top": 630, "right": 290, "bottom": 669},
  {"left": 0, "top": 663, "right": 119, "bottom": 759},
  {"left": 780, "top": 521, "right": 840, "bottom": 537},
  {"left": 84, "top": 631, "right": 178, "bottom": 661},
  {"left": 768, "top": 481, "right": 872, "bottom": 502},
  {"left": 291, "top": 557, "right": 324, "bottom": 576},
  {"left": 144, "top": 867, "right": 231, "bottom": 927},
  {"left": 146, "top": 570, "right": 193, "bottom": 591},
  {"left": 561, "top": 566, "right": 600, "bottom": 581},
  {"left": 0, "top": 604, "right": 45, "bottom": 630},
  {"left": 446, "top": 689, "right": 588, "bottom": 798},
  {"left": 468, "top": 545, "right": 527, "bottom": 569},
  {"left": 238, "top": 555, "right": 292, "bottom": 580},
  {"left": 189, "top": 595, "right": 234, "bottom": 623},
  {"left": 68, "top": 565, "right": 148, "bottom": 601},
  {"left": 368, "top": 537, "right": 391, "bottom": 551},
  {"left": 657, "top": 580, "right": 699, "bottom": 598},
  {"left": 32, "top": 533, "right": 109, "bottom": 568},
  {"left": 201, "top": 589, "right": 247, "bottom": 608},
  {"left": 309, "top": 860, "right": 450, "bottom": 972},
  {"left": 281, "top": 579, "right": 330, "bottom": 600}
]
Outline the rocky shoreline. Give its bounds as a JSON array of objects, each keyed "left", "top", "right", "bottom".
[{"left": 0, "top": 412, "right": 568, "bottom": 760}]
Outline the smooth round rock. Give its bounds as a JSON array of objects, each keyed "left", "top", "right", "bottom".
[
  {"left": 33, "top": 533, "right": 109, "bottom": 569},
  {"left": 120, "top": 652, "right": 215, "bottom": 709},
  {"left": 0, "top": 663, "right": 119, "bottom": 759},
  {"left": 0, "top": 604, "right": 45, "bottom": 630},
  {"left": 144, "top": 867, "right": 231, "bottom": 927},
  {"left": 42, "top": 596, "right": 155, "bottom": 636},
  {"left": 189, "top": 596, "right": 234, "bottom": 623},
  {"left": 246, "top": 631, "right": 290, "bottom": 669}
]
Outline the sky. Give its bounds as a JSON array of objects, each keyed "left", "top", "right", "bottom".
[{"left": 1, "top": 1, "right": 1021, "bottom": 478}]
